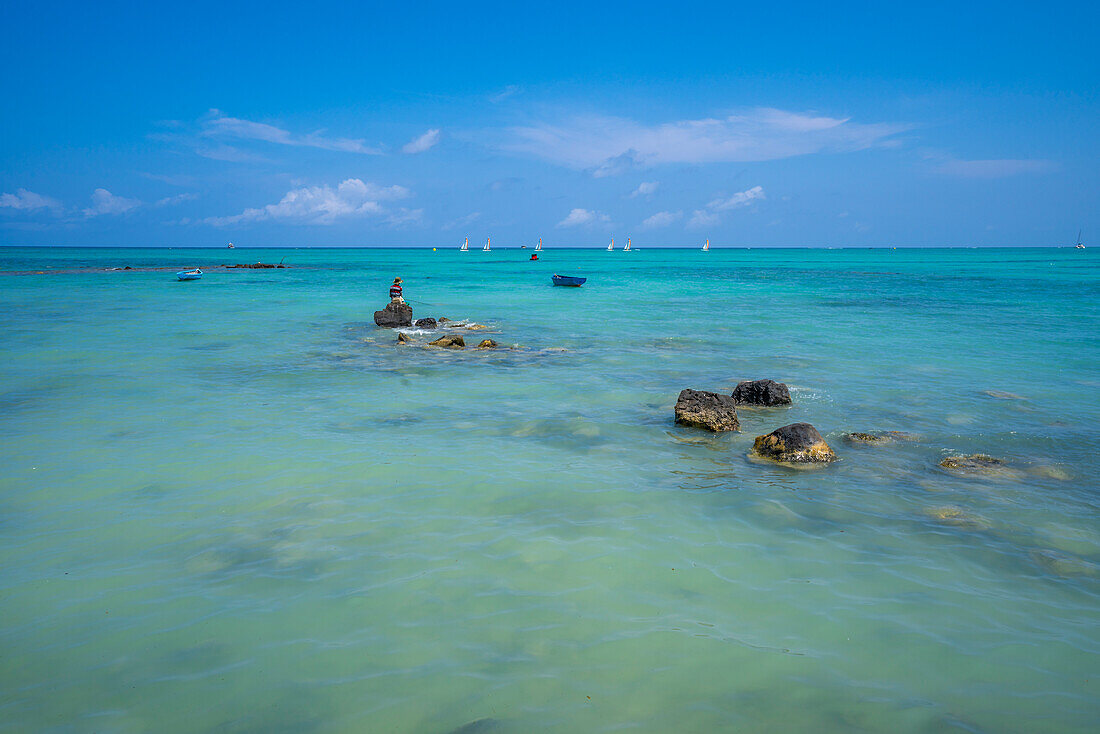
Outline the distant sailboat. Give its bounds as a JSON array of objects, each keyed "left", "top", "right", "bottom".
[
  {"left": 702, "top": 238, "right": 709, "bottom": 252},
  {"left": 607, "top": 237, "right": 614, "bottom": 252},
  {"left": 535, "top": 238, "right": 543, "bottom": 251},
  {"left": 1075, "top": 230, "right": 1085, "bottom": 249},
  {"left": 460, "top": 237, "right": 469, "bottom": 251},
  {"left": 623, "top": 238, "right": 631, "bottom": 252},
  {"left": 483, "top": 237, "right": 491, "bottom": 252},
  {"left": 227, "top": 242, "right": 234, "bottom": 249}
]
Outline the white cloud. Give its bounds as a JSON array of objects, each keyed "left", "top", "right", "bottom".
[
  {"left": 708, "top": 185, "right": 765, "bottom": 211},
  {"left": 557, "top": 208, "right": 609, "bottom": 228},
  {"left": 202, "top": 109, "right": 382, "bottom": 154},
  {"left": 0, "top": 188, "right": 63, "bottom": 213},
  {"left": 641, "top": 210, "right": 682, "bottom": 229},
  {"left": 592, "top": 149, "right": 643, "bottom": 178},
  {"left": 630, "top": 181, "right": 659, "bottom": 198},
  {"left": 687, "top": 209, "right": 721, "bottom": 230},
  {"left": 686, "top": 185, "right": 765, "bottom": 230},
  {"left": 402, "top": 128, "right": 441, "bottom": 154},
  {"left": 934, "top": 158, "right": 1056, "bottom": 178},
  {"left": 83, "top": 189, "right": 141, "bottom": 217},
  {"left": 489, "top": 85, "right": 523, "bottom": 103},
  {"left": 504, "top": 108, "right": 908, "bottom": 172},
  {"left": 442, "top": 212, "right": 481, "bottom": 230},
  {"left": 385, "top": 208, "right": 424, "bottom": 227},
  {"left": 154, "top": 193, "right": 198, "bottom": 208},
  {"left": 205, "top": 178, "right": 410, "bottom": 226}
]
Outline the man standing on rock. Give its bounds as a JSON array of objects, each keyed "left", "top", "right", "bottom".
[{"left": 390, "top": 277, "right": 404, "bottom": 303}]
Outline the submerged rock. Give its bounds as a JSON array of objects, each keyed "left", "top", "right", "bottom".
[
  {"left": 396, "top": 332, "right": 411, "bottom": 344},
  {"left": 939, "top": 454, "right": 1005, "bottom": 473},
  {"left": 925, "top": 506, "right": 991, "bottom": 530},
  {"left": 477, "top": 339, "right": 498, "bottom": 349},
  {"left": 429, "top": 334, "right": 465, "bottom": 348},
  {"left": 374, "top": 301, "right": 413, "bottom": 327},
  {"left": 674, "top": 389, "right": 740, "bottom": 432},
  {"left": 844, "top": 430, "right": 916, "bottom": 445},
  {"left": 732, "top": 379, "right": 792, "bottom": 406},
  {"left": 752, "top": 423, "right": 836, "bottom": 463},
  {"left": 414, "top": 317, "right": 437, "bottom": 328}
]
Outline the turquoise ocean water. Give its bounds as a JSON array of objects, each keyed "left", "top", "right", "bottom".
[{"left": 1, "top": 246, "right": 1097, "bottom": 733}]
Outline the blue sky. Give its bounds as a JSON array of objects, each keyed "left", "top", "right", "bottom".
[{"left": 1, "top": 0, "right": 1096, "bottom": 246}]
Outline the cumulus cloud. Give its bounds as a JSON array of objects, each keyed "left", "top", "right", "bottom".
[
  {"left": 504, "top": 108, "right": 908, "bottom": 172},
  {"left": 201, "top": 109, "right": 382, "bottom": 154},
  {"left": 402, "top": 128, "right": 441, "bottom": 154},
  {"left": 83, "top": 189, "right": 141, "bottom": 217},
  {"left": 687, "top": 209, "right": 721, "bottom": 230},
  {"left": 557, "top": 208, "right": 609, "bottom": 228},
  {"left": 0, "top": 188, "right": 63, "bottom": 214},
  {"left": 934, "top": 158, "right": 1056, "bottom": 178},
  {"left": 641, "top": 210, "right": 682, "bottom": 229},
  {"left": 204, "top": 178, "right": 409, "bottom": 226},
  {"left": 630, "top": 181, "right": 659, "bottom": 198}
]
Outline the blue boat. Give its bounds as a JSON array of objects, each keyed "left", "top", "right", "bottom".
[
  {"left": 177, "top": 269, "right": 202, "bottom": 281},
  {"left": 551, "top": 274, "right": 586, "bottom": 287}
]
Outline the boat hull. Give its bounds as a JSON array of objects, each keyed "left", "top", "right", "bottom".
[
  {"left": 551, "top": 275, "right": 586, "bottom": 287},
  {"left": 177, "top": 270, "right": 202, "bottom": 281}
]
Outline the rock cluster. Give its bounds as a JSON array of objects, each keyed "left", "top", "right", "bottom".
[
  {"left": 674, "top": 389, "right": 740, "bottom": 432},
  {"left": 227, "top": 262, "right": 286, "bottom": 269},
  {"left": 374, "top": 301, "right": 413, "bottom": 327},
  {"left": 939, "top": 454, "right": 1004, "bottom": 472},
  {"left": 732, "top": 379, "right": 791, "bottom": 406},
  {"left": 752, "top": 423, "right": 837, "bottom": 463}
]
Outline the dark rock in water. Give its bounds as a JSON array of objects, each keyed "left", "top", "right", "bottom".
[
  {"left": 439, "top": 317, "right": 451, "bottom": 323},
  {"left": 123, "top": 265, "right": 132, "bottom": 270},
  {"left": 228, "top": 262, "right": 281, "bottom": 269},
  {"left": 374, "top": 301, "right": 413, "bottom": 327},
  {"left": 674, "top": 389, "right": 740, "bottom": 432},
  {"left": 753, "top": 423, "right": 836, "bottom": 463},
  {"left": 732, "top": 379, "right": 792, "bottom": 406},
  {"left": 396, "top": 332, "right": 411, "bottom": 344},
  {"left": 429, "top": 334, "right": 465, "bottom": 348},
  {"left": 414, "top": 317, "right": 437, "bottom": 328},
  {"left": 939, "top": 454, "right": 1004, "bottom": 472},
  {"left": 844, "top": 430, "right": 915, "bottom": 445},
  {"left": 477, "top": 339, "right": 498, "bottom": 349}
]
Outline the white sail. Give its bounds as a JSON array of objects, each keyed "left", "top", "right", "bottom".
[
  {"left": 702, "top": 238, "right": 709, "bottom": 252},
  {"left": 623, "top": 238, "right": 631, "bottom": 252},
  {"left": 535, "top": 238, "right": 542, "bottom": 251},
  {"left": 607, "top": 237, "right": 614, "bottom": 251},
  {"left": 483, "top": 237, "right": 491, "bottom": 251},
  {"left": 460, "top": 237, "right": 469, "bottom": 251}
]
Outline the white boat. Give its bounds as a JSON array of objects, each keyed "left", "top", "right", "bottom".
[
  {"left": 623, "top": 238, "right": 631, "bottom": 252},
  {"left": 607, "top": 237, "right": 614, "bottom": 252},
  {"left": 702, "top": 238, "right": 709, "bottom": 252},
  {"left": 460, "top": 237, "right": 469, "bottom": 251},
  {"left": 227, "top": 242, "right": 234, "bottom": 249},
  {"left": 1075, "top": 230, "right": 1085, "bottom": 249},
  {"left": 535, "top": 238, "right": 543, "bottom": 251},
  {"left": 483, "top": 237, "right": 491, "bottom": 252}
]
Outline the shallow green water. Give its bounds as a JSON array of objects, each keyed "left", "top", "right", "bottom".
[{"left": 1, "top": 246, "right": 1098, "bottom": 733}]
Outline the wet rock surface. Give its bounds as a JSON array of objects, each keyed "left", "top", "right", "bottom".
[
  {"left": 396, "top": 332, "right": 411, "bottom": 344},
  {"left": 429, "top": 334, "right": 465, "bottom": 348},
  {"left": 752, "top": 422, "right": 837, "bottom": 463},
  {"left": 414, "top": 318, "right": 437, "bottom": 328},
  {"left": 374, "top": 301, "right": 413, "bottom": 327},
  {"left": 732, "top": 379, "right": 792, "bottom": 406},
  {"left": 844, "top": 430, "right": 916, "bottom": 445},
  {"left": 477, "top": 339, "right": 498, "bottom": 349},
  {"left": 674, "top": 389, "right": 740, "bottom": 432},
  {"left": 939, "top": 454, "right": 1005, "bottom": 473}
]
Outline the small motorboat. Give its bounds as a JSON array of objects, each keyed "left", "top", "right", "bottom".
[
  {"left": 551, "top": 274, "right": 586, "bottom": 287},
  {"left": 177, "top": 269, "right": 202, "bottom": 281}
]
